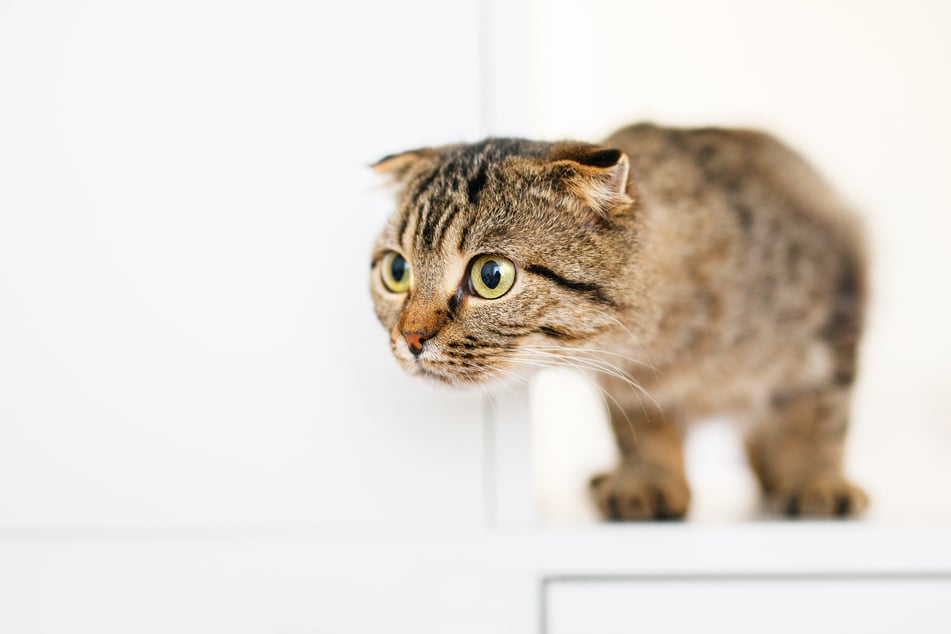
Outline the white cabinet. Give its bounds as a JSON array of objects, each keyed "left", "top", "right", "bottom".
[{"left": 537, "top": 526, "right": 951, "bottom": 634}]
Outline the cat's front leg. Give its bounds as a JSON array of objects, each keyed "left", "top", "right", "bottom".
[{"left": 589, "top": 394, "right": 691, "bottom": 520}]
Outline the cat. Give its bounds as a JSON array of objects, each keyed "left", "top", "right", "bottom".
[{"left": 369, "top": 122, "right": 868, "bottom": 520}]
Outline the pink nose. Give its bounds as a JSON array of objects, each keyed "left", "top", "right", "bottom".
[{"left": 403, "top": 331, "right": 434, "bottom": 356}]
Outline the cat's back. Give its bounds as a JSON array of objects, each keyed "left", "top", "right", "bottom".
[
  {"left": 604, "top": 122, "right": 857, "bottom": 236},
  {"left": 604, "top": 121, "right": 864, "bottom": 277},
  {"left": 603, "top": 122, "right": 866, "bottom": 390}
]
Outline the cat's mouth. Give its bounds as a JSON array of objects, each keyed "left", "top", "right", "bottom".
[{"left": 393, "top": 334, "right": 519, "bottom": 387}]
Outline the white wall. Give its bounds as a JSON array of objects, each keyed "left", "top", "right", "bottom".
[
  {"left": 529, "top": 0, "right": 951, "bottom": 521},
  {"left": 0, "top": 0, "right": 490, "bottom": 530},
  {"left": 2, "top": 0, "right": 948, "bottom": 533},
  {"left": 2, "top": 0, "right": 948, "bottom": 532}
]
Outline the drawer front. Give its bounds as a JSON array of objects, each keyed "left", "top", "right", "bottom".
[{"left": 546, "top": 575, "right": 951, "bottom": 634}]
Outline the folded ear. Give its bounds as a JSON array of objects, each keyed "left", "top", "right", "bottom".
[
  {"left": 372, "top": 148, "right": 435, "bottom": 185},
  {"left": 547, "top": 143, "right": 633, "bottom": 220}
]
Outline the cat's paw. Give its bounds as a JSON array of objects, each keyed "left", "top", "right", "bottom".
[
  {"left": 775, "top": 475, "right": 869, "bottom": 517},
  {"left": 590, "top": 466, "right": 691, "bottom": 521}
]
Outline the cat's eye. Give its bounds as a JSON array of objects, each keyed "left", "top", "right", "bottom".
[
  {"left": 468, "top": 254, "right": 516, "bottom": 299},
  {"left": 381, "top": 251, "right": 411, "bottom": 293}
]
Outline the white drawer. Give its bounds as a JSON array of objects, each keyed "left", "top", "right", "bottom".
[{"left": 545, "top": 574, "right": 951, "bottom": 634}]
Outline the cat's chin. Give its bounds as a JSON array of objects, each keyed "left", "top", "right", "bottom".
[
  {"left": 409, "top": 366, "right": 487, "bottom": 392},
  {"left": 412, "top": 366, "right": 458, "bottom": 386},
  {"left": 405, "top": 358, "right": 537, "bottom": 393}
]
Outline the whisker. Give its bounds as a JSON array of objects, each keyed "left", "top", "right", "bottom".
[
  {"left": 516, "top": 348, "right": 662, "bottom": 415},
  {"left": 530, "top": 344, "right": 653, "bottom": 369},
  {"left": 505, "top": 353, "right": 639, "bottom": 443},
  {"left": 510, "top": 347, "right": 662, "bottom": 430},
  {"left": 593, "top": 310, "right": 659, "bottom": 378}
]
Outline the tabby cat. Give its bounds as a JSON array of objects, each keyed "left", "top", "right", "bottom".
[{"left": 369, "top": 123, "right": 867, "bottom": 519}]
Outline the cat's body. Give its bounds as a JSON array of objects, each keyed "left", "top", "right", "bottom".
[{"left": 370, "top": 123, "right": 867, "bottom": 519}]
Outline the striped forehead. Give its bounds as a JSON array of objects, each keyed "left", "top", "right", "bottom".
[{"left": 398, "top": 155, "right": 492, "bottom": 255}]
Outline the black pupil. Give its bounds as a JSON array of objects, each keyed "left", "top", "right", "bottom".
[
  {"left": 480, "top": 260, "right": 502, "bottom": 289},
  {"left": 390, "top": 255, "right": 407, "bottom": 282}
]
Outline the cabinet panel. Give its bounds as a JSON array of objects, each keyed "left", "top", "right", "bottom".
[{"left": 0, "top": 0, "right": 486, "bottom": 528}]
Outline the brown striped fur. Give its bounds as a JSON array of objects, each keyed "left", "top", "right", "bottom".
[{"left": 369, "top": 123, "right": 868, "bottom": 519}]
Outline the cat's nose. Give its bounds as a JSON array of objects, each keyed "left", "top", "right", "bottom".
[{"left": 403, "top": 330, "right": 435, "bottom": 357}]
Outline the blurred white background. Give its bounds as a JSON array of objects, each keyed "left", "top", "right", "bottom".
[
  {"left": 1, "top": 1, "right": 949, "bottom": 632},
  {"left": 0, "top": 0, "right": 490, "bottom": 531}
]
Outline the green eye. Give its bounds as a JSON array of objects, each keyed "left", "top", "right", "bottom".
[
  {"left": 381, "top": 251, "right": 411, "bottom": 293},
  {"left": 469, "top": 254, "right": 516, "bottom": 299}
]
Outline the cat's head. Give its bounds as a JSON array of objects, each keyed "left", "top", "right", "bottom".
[{"left": 369, "top": 138, "right": 637, "bottom": 387}]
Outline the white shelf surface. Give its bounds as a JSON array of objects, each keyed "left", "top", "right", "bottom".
[{"left": 2, "top": 523, "right": 949, "bottom": 634}]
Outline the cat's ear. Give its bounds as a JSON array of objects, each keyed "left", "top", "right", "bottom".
[
  {"left": 547, "top": 143, "right": 634, "bottom": 221},
  {"left": 372, "top": 148, "right": 435, "bottom": 185}
]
